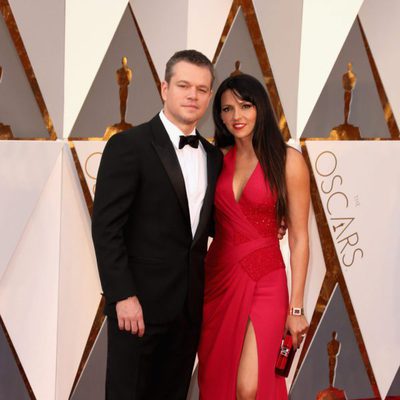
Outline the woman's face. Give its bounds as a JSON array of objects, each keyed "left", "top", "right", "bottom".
[{"left": 220, "top": 89, "right": 257, "bottom": 142}]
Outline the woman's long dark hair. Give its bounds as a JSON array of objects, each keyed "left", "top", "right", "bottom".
[{"left": 213, "top": 73, "right": 287, "bottom": 222}]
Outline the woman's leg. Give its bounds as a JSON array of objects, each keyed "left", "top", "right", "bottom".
[{"left": 236, "top": 319, "right": 258, "bottom": 400}]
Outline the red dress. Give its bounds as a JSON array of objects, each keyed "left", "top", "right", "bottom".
[{"left": 198, "top": 146, "right": 288, "bottom": 399}]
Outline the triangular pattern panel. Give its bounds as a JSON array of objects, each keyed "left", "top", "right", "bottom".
[
  {"left": 0, "top": 141, "right": 63, "bottom": 282},
  {"left": 187, "top": 364, "right": 199, "bottom": 400},
  {"left": 0, "top": 321, "right": 30, "bottom": 400},
  {"left": 307, "top": 140, "right": 400, "bottom": 398},
  {"left": 72, "top": 141, "right": 107, "bottom": 200},
  {"left": 70, "top": 319, "right": 107, "bottom": 400},
  {"left": 198, "top": 7, "right": 265, "bottom": 138},
  {"left": 302, "top": 20, "right": 390, "bottom": 138},
  {"left": 0, "top": 12, "right": 47, "bottom": 137},
  {"left": 64, "top": 0, "right": 128, "bottom": 138},
  {"left": 187, "top": 0, "right": 233, "bottom": 61},
  {"left": 55, "top": 146, "right": 102, "bottom": 399},
  {"left": 253, "top": 0, "right": 303, "bottom": 138},
  {"left": 290, "top": 285, "right": 373, "bottom": 399},
  {"left": 297, "top": 0, "right": 364, "bottom": 139},
  {"left": 129, "top": 0, "right": 188, "bottom": 81},
  {"left": 359, "top": 0, "right": 400, "bottom": 132},
  {"left": 387, "top": 366, "right": 400, "bottom": 397},
  {"left": 70, "top": 6, "right": 162, "bottom": 138},
  {"left": 8, "top": 0, "right": 65, "bottom": 137},
  {"left": 0, "top": 152, "right": 62, "bottom": 400}
]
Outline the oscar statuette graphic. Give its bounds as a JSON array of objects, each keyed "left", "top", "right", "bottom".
[
  {"left": 0, "top": 66, "right": 14, "bottom": 139},
  {"left": 329, "top": 63, "right": 361, "bottom": 140},
  {"left": 103, "top": 56, "right": 134, "bottom": 140},
  {"left": 316, "top": 332, "right": 347, "bottom": 400},
  {"left": 230, "top": 60, "right": 243, "bottom": 77}
]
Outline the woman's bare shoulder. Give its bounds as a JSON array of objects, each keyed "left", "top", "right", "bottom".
[{"left": 285, "top": 146, "right": 309, "bottom": 179}]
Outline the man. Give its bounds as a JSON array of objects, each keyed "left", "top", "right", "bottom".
[{"left": 92, "top": 50, "right": 222, "bottom": 399}]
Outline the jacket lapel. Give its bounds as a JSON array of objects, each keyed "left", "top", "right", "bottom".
[{"left": 150, "top": 116, "right": 191, "bottom": 225}]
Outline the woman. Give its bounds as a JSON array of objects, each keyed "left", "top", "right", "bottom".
[{"left": 198, "top": 74, "right": 310, "bottom": 399}]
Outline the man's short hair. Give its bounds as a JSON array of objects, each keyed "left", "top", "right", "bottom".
[{"left": 164, "top": 49, "right": 214, "bottom": 86}]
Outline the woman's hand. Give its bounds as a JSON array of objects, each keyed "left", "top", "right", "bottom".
[
  {"left": 277, "top": 220, "right": 287, "bottom": 240},
  {"left": 286, "top": 314, "right": 309, "bottom": 349}
]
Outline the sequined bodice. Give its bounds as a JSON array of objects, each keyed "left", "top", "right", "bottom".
[{"left": 207, "top": 146, "right": 284, "bottom": 281}]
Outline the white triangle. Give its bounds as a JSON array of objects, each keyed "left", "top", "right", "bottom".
[
  {"left": 129, "top": 0, "right": 188, "bottom": 81},
  {"left": 0, "top": 141, "right": 63, "bottom": 282},
  {"left": 55, "top": 146, "right": 102, "bottom": 399},
  {"left": 359, "top": 0, "right": 400, "bottom": 134},
  {"left": 304, "top": 206, "right": 328, "bottom": 335},
  {"left": 72, "top": 141, "right": 107, "bottom": 200},
  {"left": 64, "top": 0, "right": 128, "bottom": 138},
  {"left": 253, "top": 0, "right": 303, "bottom": 138},
  {"left": 187, "top": 0, "right": 232, "bottom": 61},
  {"left": 306, "top": 140, "right": 400, "bottom": 398},
  {"left": 7, "top": 0, "right": 65, "bottom": 138},
  {"left": 297, "top": 0, "right": 364, "bottom": 139},
  {"left": 0, "top": 151, "right": 62, "bottom": 400}
]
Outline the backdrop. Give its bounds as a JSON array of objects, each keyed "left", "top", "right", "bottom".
[{"left": 0, "top": 1, "right": 399, "bottom": 399}]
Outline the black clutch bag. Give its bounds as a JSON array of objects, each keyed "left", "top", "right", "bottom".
[{"left": 275, "top": 332, "right": 296, "bottom": 377}]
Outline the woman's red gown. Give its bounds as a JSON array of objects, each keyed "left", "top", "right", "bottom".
[{"left": 198, "top": 147, "right": 288, "bottom": 399}]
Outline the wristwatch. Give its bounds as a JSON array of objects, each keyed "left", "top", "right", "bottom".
[{"left": 289, "top": 307, "right": 304, "bottom": 316}]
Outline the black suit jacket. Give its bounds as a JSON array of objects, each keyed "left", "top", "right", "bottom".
[{"left": 92, "top": 115, "right": 223, "bottom": 324}]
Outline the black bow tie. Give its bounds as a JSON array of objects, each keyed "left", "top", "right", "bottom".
[{"left": 179, "top": 135, "right": 199, "bottom": 149}]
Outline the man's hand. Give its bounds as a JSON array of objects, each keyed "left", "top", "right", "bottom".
[
  {"left": 116, "top": 296, "right": 145, "bottom": 337},
  {"left": 277, "top": 219, "right": 287, "bottom": 240}
]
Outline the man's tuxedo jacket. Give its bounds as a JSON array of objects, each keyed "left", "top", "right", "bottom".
[{"left": 92, "top": 115, "right": 223, "bottom": 324}]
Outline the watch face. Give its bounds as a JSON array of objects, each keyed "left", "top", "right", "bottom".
[{"left": 291, "top": 307, "right": 303, "bottom": 316}]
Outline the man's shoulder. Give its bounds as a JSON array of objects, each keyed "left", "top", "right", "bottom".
[
  {"left": 107, "top": 116, "right": 158, "bottom": 147},
  {"left": 198, "top": 135, "right": 223, "bottom": 161},
  {"left": 197, "top": 132, "right": 217, "bottom": 150}
]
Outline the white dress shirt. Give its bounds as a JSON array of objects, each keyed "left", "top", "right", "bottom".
[{"left": 159, "top": 111, "right": 207, "bottom": 237}]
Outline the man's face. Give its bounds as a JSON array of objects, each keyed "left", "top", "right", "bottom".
[{"left": 161, "top": 61, "right": 213, "bottom": 134}]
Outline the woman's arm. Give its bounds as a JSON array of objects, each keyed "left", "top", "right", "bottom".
[{"left": 285, "top": 146, "right": 310, "bottom": 348}]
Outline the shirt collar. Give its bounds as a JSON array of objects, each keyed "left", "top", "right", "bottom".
[{"left": 159, "top": 110, "right": 196, "bottom": 150}]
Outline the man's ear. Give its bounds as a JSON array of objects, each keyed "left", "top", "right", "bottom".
[{"left": 161, "top": 81, "right": 168, "bottom": 102}]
